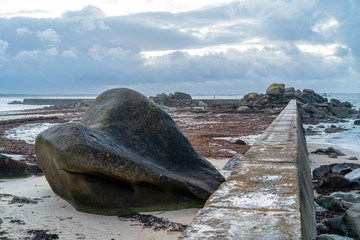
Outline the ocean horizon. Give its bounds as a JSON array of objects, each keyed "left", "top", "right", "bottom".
[{"left": 1, "top": 92, "right": 359, "bottom": 154}]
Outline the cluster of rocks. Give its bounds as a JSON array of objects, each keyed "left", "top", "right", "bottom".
[
  {"left": 311, "top": 147, "right": 358, "bottom": 160},
  {"left": 151, "top": 91, "right": 192, "bottom": 106},
  {"left": 35, "top": 88, "right": 224, "bottom": 215},
  {"left": 312, "top": 147, "right": 347, "bottom": 159},
  {"left": 313, "top": 163, "right": 360, "bottom": 239},
  {"left": 239, "top": 83, "right": 359, "bottom": 124}
]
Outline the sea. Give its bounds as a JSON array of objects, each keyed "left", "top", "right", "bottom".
[{"left": 0, "top": 93, "right": 360, "bottom": 153}]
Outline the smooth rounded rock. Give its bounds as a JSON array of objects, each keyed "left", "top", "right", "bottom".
[
  {"left": 0, "top": 154, "right": 29, "bottom": 178},
  {"left": 265, "top": 83, "right": 285, "bottom": 97},
  {"left": 36, "top": 88, "right": 225, "bottom": 215}
]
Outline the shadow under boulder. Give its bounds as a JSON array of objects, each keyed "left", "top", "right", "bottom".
[{"left": 35, "top": 88, "right": 225, "bottom": 215}]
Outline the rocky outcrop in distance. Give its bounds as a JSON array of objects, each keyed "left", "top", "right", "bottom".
[
  {"left": 36, "top": 88, "right": 225, "bottom": 215},
  {"left": 239, "top": 83, "right": 359, "bottom": 124}
]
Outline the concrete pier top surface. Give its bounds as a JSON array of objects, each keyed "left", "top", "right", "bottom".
[{"left": 180, "top": 100, "right": 316, "bottom": 240}]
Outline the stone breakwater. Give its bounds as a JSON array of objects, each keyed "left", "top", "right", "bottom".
[{"left": 181, "top": 100, "right": 317, "bottom": 240}]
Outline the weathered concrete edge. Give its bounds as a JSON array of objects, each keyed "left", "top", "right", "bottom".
[{"left": 180, "top": 100, "right": 316, "bottom": 240}]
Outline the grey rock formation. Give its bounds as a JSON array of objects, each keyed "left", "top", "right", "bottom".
[
  {"left": 36, "top": 88, "right": 225, "bottom": 215},
  {"left": 0, "top": 154, "right": 29, "bottom": 178},
  {"left": 316, "top": 234, "right": 355, "bottom": 240},
  {"left": 342, "top": 206, "right": 360, "bottom": 238},
  {"left": 238, "top": 83, "right": 359, "bottom": 124},
  {"left": 174, "top": 92, "right": 192, "bottom": 100},
  {"left": 320, "top": 176, "right": 351, "bottom": 189},
  {"left": 313, "top": 165, "right": 331, "bottom": 178},
  {"left": 222, "top": 154, "right": 242, "bottom": 171},
  {"left": 331, "top": 163, "right": 360, "bottom": 174},
  {"left": 265, "top": 83, "right": 285, "bottom": 97},
  {"left": 344, "top": 168, "right": 360, "bottom": 184}
]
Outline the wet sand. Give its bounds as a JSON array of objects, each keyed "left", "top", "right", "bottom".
[{"left": 0, "top": 105, "right": 276, "bottom": 239}]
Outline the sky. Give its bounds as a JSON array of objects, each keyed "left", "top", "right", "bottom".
[{"left": 0, "top": 0, "right": 359, "bottom": 95}]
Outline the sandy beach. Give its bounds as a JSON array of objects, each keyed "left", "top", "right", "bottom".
[
  {"left": 0, "top": 104, "right": 274, "bottom": 240},
  {"left": 1, "top": 102, "right": 359, "bottom": 239},
  {"left": 307, "top": 142, "right": 360, "bottom": 170}
]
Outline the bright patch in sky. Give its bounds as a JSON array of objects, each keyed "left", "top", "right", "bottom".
[{"left": 0, "top": 0, "right": 234, "bottom": 18}]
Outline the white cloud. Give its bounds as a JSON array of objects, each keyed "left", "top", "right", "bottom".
[
  {"left": 37, "top": 28, "right": 60, "bottom": 42},
  {"left": 45, "top": 47, "right": 58, "bottom": 56},
  {"left": 0, "top": 39, "right": 9, "bottom": 54},
  {"left": 62, "top": 47, "right": 79, "bottom": 58},
  {"left": 16, "top": 27, "right": 33, "bottom": 35},
  {"left": 312, "top": 18, "right": 340, "bottom": 35},
  {"left": 88, "top": 44, "right": 132, "bottom": 61},
  {"left": 63, "top": 6, "right": 109, "bottom": 33},
  {"left": 16, "top": 50, "right": 39, "bottom": 60}
]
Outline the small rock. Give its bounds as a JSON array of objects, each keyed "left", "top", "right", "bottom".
[
  {"left": 263, "top": 108, "right": 278, "bottom": 115},
  {"left": 230, "top": 139, "right": 246, "bottom": 145},
  {"left": 342, "top": 206, "right": 360, "bottom": 238},
  {"left": 354, "top": 120, "right": 360, "bottom": 125},
  {"left": 313, "top": 165, "right": 331, "bottom": 178},
  {"left": 315, "top": 196, "right": 353, "bottom": 212},
  {"left": 285, "top": 87, "right": 295, "bottom": 93},
  {"left": 316, "top": 196, "right": 348, "bottom": 212},
  {"left": 344, "top": 168, "right": 360, "bottom": 184},
  {"left": 325, "top": 147, "right": 346, "bottom": 156},
  {"left": 303, "top": 89, "right": 315, "bottom": 94},
  {"left": 330, "top": 192, "right": 360, "bottom": 204},
  {"left": 330, "top": 99, "right": 342, "bottom": 107},
  {"left": 238, "top": 106, "right": 250, "bottom": 112},
  {"left": 346, "top": 157, "right": 359, "bottom": 161},
  {"left": 330, "top": 163, "right": 360, "bottom": 174},
  {"left": 0, "top": 154, "right": 30, "bottom": 178},
  {"left": 223, "top": 154, "right": 242, "bottom": 171},
  {"left": 320, "top": 176, "right": 351, "bottom": 189},
  {"left": 329, "top": 153, "right": 338, "bottom": 158},
  {"left": 198, "top": 101, "right": 207, "bottom": 106},
  {"left": 316, "top": 234, "right": 355, "bottom": 240},
  {"left": 328, "top": 216, "right": 345, "bottom": 233},
  {"left": 174, "top": 92, "right": 192, "bottom": 100},
  {"left": 317, "top": 224, "right": 329, "bottom": 234}
]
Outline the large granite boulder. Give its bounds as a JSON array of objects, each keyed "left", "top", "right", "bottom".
[
  {"left": 36, "top": 88, "right": 224, "bottom": 215},
  {"left": 152, "top": 93, "right": 170, "bottom": 105},
  {"left": 265, "top": 83, "right": 285, "bottom": 97},
  {"left": 174, "top": 91, "right": 192, "bottom": 100},
  {"left": 0, "top": 154, "right": 29, "bottom": 178}
]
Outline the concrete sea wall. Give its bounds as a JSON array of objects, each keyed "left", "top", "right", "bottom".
[
  {"left": 22, "top": 99, "right": 93, "bottom": 106},
  {"left": 181, "top": 100, "right": 316, "bottom": 240}
]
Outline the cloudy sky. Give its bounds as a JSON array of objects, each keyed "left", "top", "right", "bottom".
[{"left": 0, "top": 0, "right": 359, "bottom": 95}]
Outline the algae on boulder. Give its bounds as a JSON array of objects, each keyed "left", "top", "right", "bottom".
[
  {"left": 266, "top": 83, "right": 285, "bottom": 97},
  {"left": 36, "top": 88, "right": 225, "bottom": 215}
]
